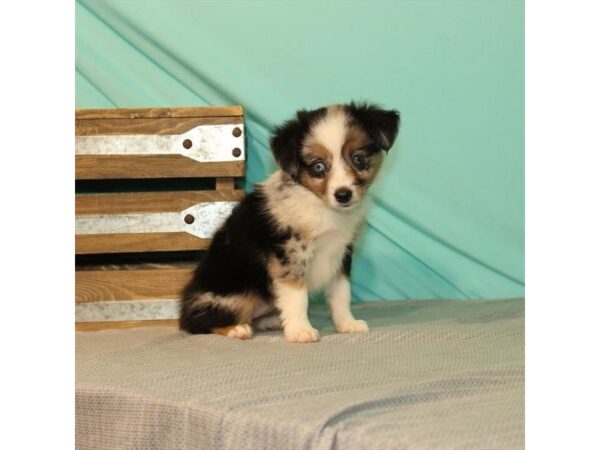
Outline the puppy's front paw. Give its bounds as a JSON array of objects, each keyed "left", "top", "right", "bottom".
[
  {"left": 285, "top": 326, "right": 320, "bottom": 343},
  {"left": 335, "top": 319, "right": 369, "bottom": 333}
]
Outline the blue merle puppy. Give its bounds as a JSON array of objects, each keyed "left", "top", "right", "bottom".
[{"left": 180, "top": 102, "right": 400, "bottom": 343}]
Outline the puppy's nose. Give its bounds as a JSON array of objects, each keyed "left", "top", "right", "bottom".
[{"left": 334, "top": 187, "right": 353, "bottom": 204}]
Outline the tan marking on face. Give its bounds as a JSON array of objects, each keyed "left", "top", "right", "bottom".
[
  {"left": 297, "top": 142, "right": 332, "bottom": 200},
  {"left": 341, "top": 126, "right": 369, "bottom": 176},
  {"left": 341, "top": 124, "right": 384, "bottom": 199}
]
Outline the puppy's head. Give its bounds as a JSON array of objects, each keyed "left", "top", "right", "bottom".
[{"left": 270, "top": 102, "right": 400, "bottom": 209}]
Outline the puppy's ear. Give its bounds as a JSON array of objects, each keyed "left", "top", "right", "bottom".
[
  {"left": 270, "top": 108, "right": 326, "bottom": 175},
  {"left": 346, "top": 102, "right": 400, "bottom": 151}
]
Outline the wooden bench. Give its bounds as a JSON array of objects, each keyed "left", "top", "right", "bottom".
[{"left": 75, "top": 106, "right": 245, "bottom": 331}]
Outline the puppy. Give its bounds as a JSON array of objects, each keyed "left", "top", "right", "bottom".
[{"left": 180, "top": 102, "right": 400, "bottom": 343}]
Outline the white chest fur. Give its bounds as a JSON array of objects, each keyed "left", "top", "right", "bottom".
[
  {"left": 305, "top": 230, "right": 351, "bottom": 291},
  {"left": 263, "top": 171, "right": 368, "bottom": 292}
]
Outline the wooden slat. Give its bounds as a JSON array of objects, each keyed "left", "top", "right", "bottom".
[
  {"left": 76, "top": 268, "right": 194, "bottom": 303},
  {"left": 76, "top": 116, "right": 243, "bottom": 136},
  {"left": 76, "top": 232, "right": 211, "bottom": 254},
  {"left": 76, "top": 190, "right": 243, "bottom": 215},
  {"left": 76, "top": 319, "right": 178, "bottom": 331},
  {"left": 216, "top": 177, "right": 235, "bottom": 191},
  {"left": 76, "top": 155, "right": 244, "bottom": 180},
  {"left": 76, "top": 106, "right": 243, "bottom": 120}
]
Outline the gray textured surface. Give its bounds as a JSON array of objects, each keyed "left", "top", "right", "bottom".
[{"left": 76, "top": 299, "right": 524, "bottom": 450}]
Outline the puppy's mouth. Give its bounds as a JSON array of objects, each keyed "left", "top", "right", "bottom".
[{"left": 330, "top": 199, "right": 360, "bottom": 210}]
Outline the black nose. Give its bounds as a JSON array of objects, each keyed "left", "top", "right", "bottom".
[{"left": 334, "top": 188, "right": 353, "bottom": 204}]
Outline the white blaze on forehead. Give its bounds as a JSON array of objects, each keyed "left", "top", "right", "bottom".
[
  {"left": 310, "top": 108, "right": 356, "bottom": 199},
  {"left": 310, "top": 107, "right": 348, "bottom": 157},
  {"left": 328, "top": 152, "right": 355, "bottom": 198}
]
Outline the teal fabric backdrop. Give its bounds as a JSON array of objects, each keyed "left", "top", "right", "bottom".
[{"left": 75, "top": 0, "right": 524, "bottom": 301}]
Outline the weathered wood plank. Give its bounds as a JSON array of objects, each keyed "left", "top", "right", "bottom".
[
  {"left": 76, "top": 190, "right": 243, "bottom": 215},
  {"left": 76, "top": 232, "right": 211, "bottom": 254},
  {"left": 76, "top": 156, "right": 244, "bottom": 179},
  {"left": 76, "top": 268, "right": 194, "bottom": 303},
  {"left": 76, "top": 106, "right": 243, "bottom": 120},
  {"left": 76, "top": 319, "right": 178, "bottom": 331},
  {"left": 76, "top": 116, "right": 243, "bottom": 136},
  {"left": 215, "top": 177, "right": 236, "bottom": 191}
]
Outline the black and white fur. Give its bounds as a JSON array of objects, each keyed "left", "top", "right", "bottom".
[{"left": 180, "top": 102, "right": 400, "bottom": 343}]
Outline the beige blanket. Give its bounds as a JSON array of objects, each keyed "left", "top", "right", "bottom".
[{"left": 76, "top": 298, "right": 524, "bottom": 449}]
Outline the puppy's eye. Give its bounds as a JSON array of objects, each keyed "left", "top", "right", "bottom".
[
  {"left": 311, "top": 161, "right": 327, "bottom": 178},
  {"left": 352, "top": 153, "right": 368, "bottom": 170}
]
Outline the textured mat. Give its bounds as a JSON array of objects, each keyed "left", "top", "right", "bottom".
[{"left": 76, "top": 299, "right": 524, "bottom": 450}]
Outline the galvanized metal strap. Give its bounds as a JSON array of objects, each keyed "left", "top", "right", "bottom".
[
  {"left": 76, "top": 202, "right": 237, "bottom": 239},
  {"left": 76, "top": 124, "right": 245, "bottom": 163},
  {"left": 76, "top": 299, "right": 178, "bottom": 323}
]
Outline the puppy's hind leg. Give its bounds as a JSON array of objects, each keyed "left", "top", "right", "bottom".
[
  {"left": 180, "top": 292, "right": 253, "bottom": 339},
  {"left": 212, "top": 323, "right": 254, "bottom": 340},
  {"left": 253, "top": 310, "right": 282, "bottom": 331}
]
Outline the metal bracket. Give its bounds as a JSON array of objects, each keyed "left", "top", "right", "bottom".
[
  {"left": 76, "top": 202, "right": 238, "bottom": 239},
  {"left": 76, "top": 124, "right": 245, "bottom": 162}
]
